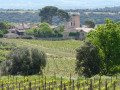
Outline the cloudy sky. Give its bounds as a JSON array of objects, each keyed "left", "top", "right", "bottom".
[{"left": 0, "top": 0, "right": 120, "bottom": 9}]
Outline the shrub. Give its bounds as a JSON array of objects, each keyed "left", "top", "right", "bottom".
[
  {"left": 76, "top": 40, "right": 101, "bottom": 77},
  {"left": 1, "top": 47, "right": 47, "bottom": 75},
  {"left": 69, "top": 32, "right": 77, "bottom": 36}
]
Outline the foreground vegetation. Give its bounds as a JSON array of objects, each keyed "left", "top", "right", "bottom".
[
  {"left": 0, "top": 39, "right": 83, "bottom": 77},
  {"left": 0, "top": 75, "right": 120, "bottom": 90}
]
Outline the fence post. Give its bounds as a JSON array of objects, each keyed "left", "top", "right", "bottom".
[
  {"left": 2, "top": 81, "right": 3, "bottom": 90},
  {"left": 35, "top": 79, "right": 36, "bottom": 90},
  {"left": 49, "top": 82, "right": 50, "bottom": 90},
  {"left": 61, "top": 77, "right": 62, "bottom": 90},
  {"left": 39, "top": 87, "right": 40, "bottom": 90},
  {"left": 99, "top": 79, "right": 101, "bottom": 90},
  {"left": 64, "top": 83, "right": 66, "bottom": 90},
  {"left": 90, "top": 79, "right": 93, "bottom": 90},
  {"left": 73, "top": 80, "right": 74, "bottom": 90},
  {"left": 45, "top": 76, "right": 46, "bottom": 90},
  {"left": 114, "top": 81, "right": 115, "bottom": 90},
  {"left": 19, "top": 83, "right": 20, "bottom": 90},
  {"left": 105, "top": 80, "right": 107, "bottom": 90},
  {"left": 29, "top": 82, "right": 31, "bottom": 90}
]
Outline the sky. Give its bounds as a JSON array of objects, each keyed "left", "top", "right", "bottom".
[{"left": 0, "top": 0, "right": 120, "bottom": 10}]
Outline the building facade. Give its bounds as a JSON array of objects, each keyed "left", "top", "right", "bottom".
[{"left": 63, "top": 14, "right": 94, "bottom": 40}]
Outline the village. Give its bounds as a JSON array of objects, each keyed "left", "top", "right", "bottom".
[{"left": 3, "top": 13, "right": 94, "bottom": 40}]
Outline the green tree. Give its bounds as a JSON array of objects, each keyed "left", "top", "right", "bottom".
[
  {"left": 59, "top": 26, "right": 64, "bottom": 32},
  {"left": 39, "top": 23, "right": 55, "bottom": 37},
  {"left": 39, "top": 6, "right": 58, "bottom": 24},
  {"left": 86, "top": 30, "right": 96, "bottom": 40},
  {"left": 0, "top": 21, "right": 9, "bottom": 30},
  {"left": 1, "top": 47, "right": 47, "bottom": 75},
  {"left": 39, "top": 6, "right": 70, "bottom": 25},
  {"left": 87, "top": 19, "right": 120, "bottom": 75},
  {"left": 30, "top": 48, "right": 47, "bottom": 74},
  {"left": 57, "top": 9, "right": 70, "bottom": 24},
  {"left": 0, "top": 21, "right": 9, "bottom": 37},
  {"left": 116, "top": 21, "right": 120, "bottom": 26},
  {"left": 84, "top": 19, "right": 95, "bottom": 28},
  {"left": 53, "top": 28, "right": 63, "bottom": 37},
  {"left": 76, "top": 40, "right": 100, "bottom": 77},
  {"left": 25, "top": 28, "right": 34, "bottom": 35}
]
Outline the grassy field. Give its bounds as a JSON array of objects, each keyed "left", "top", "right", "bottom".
[
  {"left": 1, "top": 39, "right": 120, "bottom": 89},
  {"left": 0, "top": 39, "right": 83, "bottom": 77}
]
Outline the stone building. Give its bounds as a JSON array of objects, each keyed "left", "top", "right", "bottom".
[
  {"left": 5, "top": 23, "right": 36, "bottom": 39},
  {"left": 63, "top": 13, "right": 94, "bottom": 40}
]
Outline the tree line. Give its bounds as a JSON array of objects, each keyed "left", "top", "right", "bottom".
[{"left": 1, "top": 6, "right": 120, "bottom": 25}]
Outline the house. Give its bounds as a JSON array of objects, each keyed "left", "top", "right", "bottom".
[
  {"left": 63, "top": 13, "right": 94, "bottom": 40},
  {"left": 6, "top": 23, "right": 36, "bottom": 39}
]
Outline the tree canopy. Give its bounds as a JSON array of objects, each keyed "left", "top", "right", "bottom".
[
  {"left": 25, "top": 23, "right": 63, "bottom": 38},
  {"left": 76, "top": 40, "right": 100, "bottom": 77},
  {"left": 86, "top": 18, "right": 120, "bottom": 75},
  {"left": 0, "top": 21, "right": 9, "bottom": 37},
  {"left": 1, "top": 47, "right": 47, "bottom": 75},
  {"left": 39, "top": 6, "right": 70, "bottom": 25},
  {"left": 84, "top": 19, "right": 95, "bottom": 28}
]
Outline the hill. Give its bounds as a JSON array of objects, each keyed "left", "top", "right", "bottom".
[{"left": 0, "top": 6, "right": 120, "bottom": 25}]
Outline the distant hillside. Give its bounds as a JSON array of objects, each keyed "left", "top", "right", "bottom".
[
  {"left": 0, "top": 6, "right": 120, "bottom": 25},
  {"left": 0, "top": 12, "right": 40, "bottom": 23}
]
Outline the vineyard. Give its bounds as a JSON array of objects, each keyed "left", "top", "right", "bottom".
[
  {"left": 0, "top": 39, "right": 120, "bottom": 90},
  {"left": 0, "top": 75, "right": 120, "bottom": 90},
  {"left": 0, "top": 39, "right": 83, "bottom": 77}
]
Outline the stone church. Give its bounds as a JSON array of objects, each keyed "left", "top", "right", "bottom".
[{"left": 63, "top": 13, "right": 94, "bottom": 40}]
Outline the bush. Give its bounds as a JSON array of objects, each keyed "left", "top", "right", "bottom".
[
  {"left": 0, "top": 33, "right": 3, "bottom": 37},
  {"left": 109, "top": 65, "right": 120, "bottom": 75},
  {"left": 58, "top": 33, "right": 63, "bottom": 37},
  {"left": 84, "top": 19, "right": 95, "bottom": 28},
  {"left": 76, "top": 40, "right": 101, "bottom": 77},
  {"left": 69, "top": 32, "right": 77, "bottom": 36},
  {"left": 1, "top": 47, "right": 47, "bottom": 75}
]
